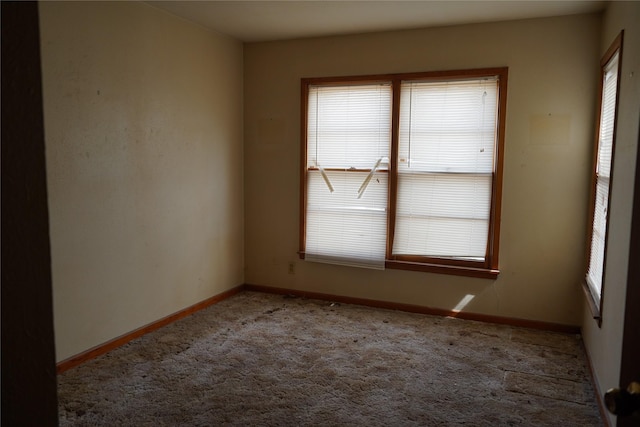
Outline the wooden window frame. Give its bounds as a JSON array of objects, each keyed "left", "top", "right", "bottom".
[
  {"left": 583, "top": 31, "right": 624, "bottom": 324},
  {"left": 300, "top": 68, "right": 509, "bottom": 279}
]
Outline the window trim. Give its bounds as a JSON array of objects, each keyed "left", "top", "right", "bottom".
[
  {"left": 300, "top": 68, "right": 509, "bottom": 279},
  {"left": 583, "top": 31, "right": 624, "bottom": 324}
]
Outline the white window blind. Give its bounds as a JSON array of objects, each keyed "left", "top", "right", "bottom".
[
  {"left": 587, "top": 52, "right": 619, "bottom": 302},
  {"left": 393, "top": 78, "right": 499, "bottom": 260},
  {"left": 305, "top": 84, "right": 391, "bottom": 269}
]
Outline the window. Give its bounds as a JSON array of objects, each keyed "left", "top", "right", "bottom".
[
  {"left": 584, "top": 32, "right": 624, "bottom": 321},
  {"left": 300, "top": 68, "right": 508, "bottom": 279},
  {"left": 304, "top": 83, "right": 391, "bottom": 269}
]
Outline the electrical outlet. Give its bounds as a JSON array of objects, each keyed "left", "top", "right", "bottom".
[{"left": 288, "top": 262, "right": 295, "bottom": 274}]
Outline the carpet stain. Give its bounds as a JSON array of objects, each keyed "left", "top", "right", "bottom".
[{"left": 505, "top": 371, "right": 590, "bottom": 404}]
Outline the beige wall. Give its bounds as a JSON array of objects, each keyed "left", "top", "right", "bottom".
[
  {"left": 39, "top": 1, "right": 244, "bottom": 361},
  {"left": 244, "top": 14, "right": 602, "bottom": 326},
  {"left": 582, "top": 2, "right": 640, "bottom": 425}
]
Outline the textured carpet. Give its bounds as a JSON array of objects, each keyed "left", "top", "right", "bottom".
[{"left": 57, "top": 291, "right": 602, "bottom": 426}]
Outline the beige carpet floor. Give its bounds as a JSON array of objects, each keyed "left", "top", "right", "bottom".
[{"left": 57, "top": 291, "right": 602, "bottom": 426}]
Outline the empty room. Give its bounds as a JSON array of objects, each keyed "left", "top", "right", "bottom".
[{"left": 3, "top": 1, "right": 640, "bottom": 426}]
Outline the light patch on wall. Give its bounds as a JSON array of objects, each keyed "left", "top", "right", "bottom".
[
  {"left": 452, "top": 294, "right": 475, "bottom": 312},
  {"left": 529, "top": 114, "right": 571, "bottom": 145}
]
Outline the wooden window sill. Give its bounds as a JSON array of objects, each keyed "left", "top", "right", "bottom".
[
  {"left": 581, "top": 280, "right": 602, "bottom": 326},
  {"left": 298, "top": 252, "right": 499, "bottom": 279},
  {"left": 385, "top": 259, "right": 499, "bottom": 279}
]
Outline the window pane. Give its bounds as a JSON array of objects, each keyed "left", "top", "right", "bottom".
[
  {"left": 305, "top": 170, "right": 388, "bottom": 269},
  {"left": 398, "top": 79, "right": 498, "bottom": 174},
  {"left": 393, "top": 173, "right": 491, "bottom": 258},
  {"left": 308, "top": 84, "right": 391, "bottom": 170},
  {"left": 597, "top": 52, "right": 619, "bottom": 179},
  {"left": 587, "top": 177, "right": 610, "bottom": 300}
]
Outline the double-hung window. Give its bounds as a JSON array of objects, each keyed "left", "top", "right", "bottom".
[
  {"left": 584, "top": 32, "right": 624, "bottom": 321},
  {"left": 300, "top": 68, "right": 508, "bottom": 278},
  {"left": 304, "top": 83, "right": 392, "bottom": 269}
]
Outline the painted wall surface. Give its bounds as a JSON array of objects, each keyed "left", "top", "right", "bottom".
[
  {"left": 39, "top": 1, "right": 244, "bottom": 361},
  {"left": 244, "top": 14, "right": 601, "bottom": 326},
  {"left": 582, "top": 2, "right": 640, "bottom": 425}
]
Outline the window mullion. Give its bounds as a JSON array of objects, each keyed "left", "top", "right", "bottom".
[
  {"left": 387, "top": 79, "right": 402, "bottom": 260},
  {"left": 299, "top": 80, "right": 310, "bottom": 258}
]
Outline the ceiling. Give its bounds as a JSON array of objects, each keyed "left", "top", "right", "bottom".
[{"left": 147, "top": 0, "right": 607, "bottom": 43}]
